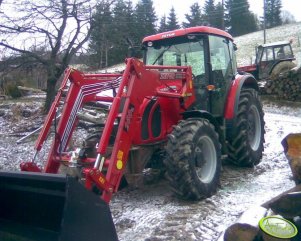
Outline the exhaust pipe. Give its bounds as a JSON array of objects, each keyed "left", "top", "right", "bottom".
[{"left": 0, "top": 171, "right": 118, "bottom": 241}]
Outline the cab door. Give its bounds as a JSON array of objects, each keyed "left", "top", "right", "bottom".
[
  {"left": 208, "top": 35, "right": 236, "bottom": 116},
  {"left": 258, "top": 46, "right": 274, "bottom": 79}
]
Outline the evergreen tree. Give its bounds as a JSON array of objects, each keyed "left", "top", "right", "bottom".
[
  {"left": 110, "top": 0, "right": 136, "bottom": 64},
  {"left": 166, "top": 7, "right": 180, "bottom": 31},
  {"left": 214, "top": 2, "right": 225, "bottom": 29},
  {"left": 182, "top": 3, "right": 203, "bottom": 28},
  {"left": 265, "top": 0, "right": 282, "bottom": 28},
  {"left": 225, "top": 0, "right": 258, "bottom": 36},
  {"left": 134, "top": 0, "right": 157, "bottom": 42},
  {"left": 203, "top": 0, "right": 216, "bottom": 26},
  {"left": 158, "top": 15, "right": 168, "bottom": 32},
  {"left": 89, "top": 1, "right": 114, "bottom": 68}
]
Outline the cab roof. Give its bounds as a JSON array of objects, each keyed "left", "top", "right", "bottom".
[
  {"left": 142, "top": 26, "right": 233, "bottom": 43},
  {"left": 259, "top": 41, "right": 291, "bottom": 48}
]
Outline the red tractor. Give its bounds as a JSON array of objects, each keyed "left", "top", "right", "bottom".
[{"left": 0, "top": 26, "right": 265, "bottom": 241}]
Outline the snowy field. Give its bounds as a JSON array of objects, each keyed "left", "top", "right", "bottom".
[
  {"left": 110, "top": 98, "right": 300, "bottom": 241},
  {"left": 235, "top": 22, "right": 301, "bottom": 66}
]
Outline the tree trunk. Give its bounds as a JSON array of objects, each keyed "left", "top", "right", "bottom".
[
  {"left": 44, "top": 78, "right": 57, "bottom": 113},
  {"left": 44, "top": 65, "right": 65, "bottom": 113}
]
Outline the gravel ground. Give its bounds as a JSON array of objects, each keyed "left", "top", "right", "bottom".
[{"left": 0, "top": 96, "right": 300, "bottom": 241}]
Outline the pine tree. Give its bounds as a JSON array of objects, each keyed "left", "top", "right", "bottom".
[
  {"left": 182, "top": 3, "right": 203, "bottom": 28},
  {"left": 225, "top": 0, "right": 258, "bottom": 36},
  {"left": 134, "top": 0, "right": 157, "bottom": 42},
  {"left": 265, "top": 0, "right": 282, "bottom": 28},
  {"left": 166, "top": 7, "right": 180, "bottom": 31},
  {"left": 203, "top": 0, "right": 216, "bottom": 26},
  {"left": 213, "top": 2, "right": 224, "bottom": 29},
  {"left": 158, "top": 15, "right": 168, "bottom": 33},
  {"left": 110, "top": 0, "right": 136, "bottom": 64},
  {"left": 89, "top": 1, "right": 114, "bottom": 68}
]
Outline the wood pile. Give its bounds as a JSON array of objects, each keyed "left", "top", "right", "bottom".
[
  {"left": 17, "top": 86, "right": 45, "bottom": 96},
  {"left": 262, "top": 66, "right": 301, "bottom": 101}
]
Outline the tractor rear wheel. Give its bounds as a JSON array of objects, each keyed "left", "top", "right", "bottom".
[
  {"left": 164, "top": 119, "right": 221, "bottom": 200},
  {"left": 227, "top": 88, "right": 265, "bottom": 167},
  {"left": 270, "top": 61, "right": 296, "bottom": 80}
]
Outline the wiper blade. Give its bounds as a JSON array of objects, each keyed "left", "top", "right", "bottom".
[{"left": 152, "top": 45, "right": 171, "bottom": 65}]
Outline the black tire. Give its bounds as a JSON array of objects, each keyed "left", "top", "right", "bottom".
[
  {"left": 79, "top": 127, "right": 117, "bottom": 159},
  {"left": 270, "top": 61, "right": 296, "bottom": 80},
  {"left": 164, "top": 118, "right": 221, "bottom": 200},
  {"left": 79, "top": 128, "right": 128, "bottom": 190},
  {"left": 227, "top": 88, "right": 265, "bottom": 167}
]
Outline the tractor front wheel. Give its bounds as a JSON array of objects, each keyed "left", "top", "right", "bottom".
[{"left": 164, "top": 119, "right": 221, "bottom": 200}]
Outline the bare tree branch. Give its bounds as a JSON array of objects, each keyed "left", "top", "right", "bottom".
[
  {"left": 0, "top": 0, "right": 112, "bottom": 111},
  {"left": 0, "top": 42, "right": 48, "bottom": 65}
]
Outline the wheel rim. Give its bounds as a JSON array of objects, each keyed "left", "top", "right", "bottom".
[
  {"left": 248, "top": 105, "right": 261, "bottom": 151},
  {"left": 194, "top": 136, "right": 217, "bottom": 183}
]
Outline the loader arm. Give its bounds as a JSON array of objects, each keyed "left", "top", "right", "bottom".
[
  {"left": 86, "top": 59, "right": 195, "bottom": 202},
  {"left": 21, "top": 58, "right": 195, "bottom": 203}
]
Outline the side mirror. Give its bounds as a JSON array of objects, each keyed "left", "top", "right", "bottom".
[{"left": 233, "top": 43, "right": 238, "bottom": 51}]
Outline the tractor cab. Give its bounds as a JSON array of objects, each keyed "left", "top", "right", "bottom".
[
  {"left": 142, "top": 26, "right": 237, "bottom": 116},
  {"left": 255, "top": 41, "right": 295, "bottom": 79}
]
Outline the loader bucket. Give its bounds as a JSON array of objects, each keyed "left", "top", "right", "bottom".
[
  {"left": 282, "top": 133, "right": 301, "bottom": 184},
  {"left": 0, "top": 171, "right": 118, "bottom": 241}
]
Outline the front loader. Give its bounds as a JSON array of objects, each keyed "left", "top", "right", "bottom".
[{"left": 0, "top": 26, "right": 265, "bottom": 240}]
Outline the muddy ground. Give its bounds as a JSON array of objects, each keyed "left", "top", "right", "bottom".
[{"left": 0, "top": 96, "right": 300, "bottom": 241}]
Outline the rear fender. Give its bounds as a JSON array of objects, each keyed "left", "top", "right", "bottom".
[
  {"left": 268, "top": 59, "right": 294, "bottom": 75},
  {"left": 224, "top": 73, "right": 258, "bottom": 120}
]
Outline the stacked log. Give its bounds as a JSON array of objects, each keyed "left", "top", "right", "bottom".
[{"left": 263, "top": 66, "right": 301, "bottom": 101}]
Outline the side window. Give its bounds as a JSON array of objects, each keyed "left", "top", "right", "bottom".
[
  {"left": 262, "top": 47, "right": 274, "bottom": 61},
  {"left": 283, "top": 45, "right": 293, "bottom": 58},
  {"left": 275, "top": 47, "right": 285, "bottom": 59},
  {"left": 230, "top": 41, "right": 237, "bottom": 74},
  {"left": 209, "top": 35, "right": 233, "bottom": 79}
]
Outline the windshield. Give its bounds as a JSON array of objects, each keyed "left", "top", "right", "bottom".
[{"left": 145, "top": 37, "right": 205, "bottom": 77}]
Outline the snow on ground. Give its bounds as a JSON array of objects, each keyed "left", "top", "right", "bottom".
[
  {"left": 109, "top": 98, "right": 300, "bottom": 241},
  {"left": 1, "top": 97, "right": 300, "bottom": 241}
]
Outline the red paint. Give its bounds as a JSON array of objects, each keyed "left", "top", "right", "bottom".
[
  {"left": 26, "top": 58, "right": 195, "bottom": 203},
  {"left": 224, "top": 75, "right": 244, "bottom": 119},
  {"left": 237, "top": 64, "right": 257, "bottom": 73},
  {"left": 143, "top": 26, "right": 233, "bottom": 43},
  {"left": 20, "top": 162, "right": 42, "bottom": 172}
]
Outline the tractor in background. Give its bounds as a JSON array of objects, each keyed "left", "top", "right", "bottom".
[{"left": 238, "top": 41, "right": 296, "bottom": 80}]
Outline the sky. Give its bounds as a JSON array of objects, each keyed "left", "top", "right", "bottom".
[{"left": 132, "top": 0, "right": 301, "bottom": 23}]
